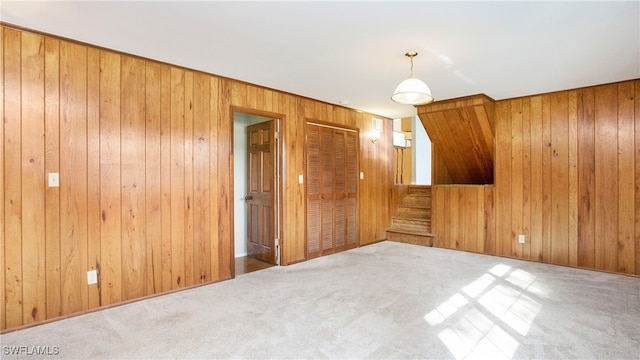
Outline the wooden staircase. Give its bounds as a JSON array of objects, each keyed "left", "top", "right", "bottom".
[{"left": 385, "top": 185, "right": 435, "bottom": 247}]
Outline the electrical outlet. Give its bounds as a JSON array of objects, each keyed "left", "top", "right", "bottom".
[
  {"left": 48, "top": 172, "right": 60, "bottom": 188},
  {"left": 87, "top": 269, "right": 98, "bottom": 285},
  {"left": 518, "top": 234, "right": 525, "bottom": 244}
]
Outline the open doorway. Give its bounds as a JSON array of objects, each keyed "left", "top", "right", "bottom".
[
  {"left": 233, "top": 111, "right": 281, "bottom": 276},
  {"left": 392, "top": 116, "right": 432, "bottom": 185}
]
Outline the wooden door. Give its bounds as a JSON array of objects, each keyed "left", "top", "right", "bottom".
[
  {"left": 306, "top": 123, "right": 359, "bottom": 259},
  {"left": 246, "top": 120, "right": 276, "bottom": 263}
]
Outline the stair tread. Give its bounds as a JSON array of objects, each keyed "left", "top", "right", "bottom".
[
  {"left": 391, "top": 215, "right": 430, "bottom": 221},
  {"left": 389, "top": 186, "right": 433, "bottom": 241},
  {"left": 398, "top": 204, "right": 430, "bottom": 209},
  {"left": 385, "top": 227, "right": 434, "bottom": 236}
]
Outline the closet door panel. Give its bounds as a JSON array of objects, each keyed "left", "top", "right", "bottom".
[
  {"left": 347, "top": 197, "right": 357, "bottom": 247},
  {"left": 321, "top": 198, "right": 334, "bottom": 254},
  {"left": 306, "top": 123, "right": 359, "bottom": 259},
  {"left": 307, "top": 200, "right": 321, "bottom": 257}
]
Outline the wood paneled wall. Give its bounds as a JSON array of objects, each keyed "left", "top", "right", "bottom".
[
  {"left": 494, "top": 80, "right": 639, "bottom": 275},
  {"left": 1, "top": 25, "right": 394, "bottom": 331},
  {"left": 433, "top": 80, "right": 639, "bottom": 277},
  {"left": 417, "top": 94, "right": 495, "bottom": 185},
  {"left": 432, "top": 185, "right": 494, "bottom": 253}
]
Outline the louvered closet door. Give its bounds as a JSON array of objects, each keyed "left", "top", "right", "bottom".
[{"left": 306, "top": 123, "right": 359, "bottom": 259}]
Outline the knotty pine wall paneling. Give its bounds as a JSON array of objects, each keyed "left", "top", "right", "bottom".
[
  {"left": 1, "top": 24, "right": 396, "bottom": 331},
  {"left": 493, "top": 80, "right": 639, "bottom": 275},
  {"left": 430, "top": 80, "right": 638, "bottom": 277},
  {"left": 431, "top": 185, "right": 494, "bottom": 254},
  {"left": 0, "top": 26, "right": 230, "bottom": 330}
]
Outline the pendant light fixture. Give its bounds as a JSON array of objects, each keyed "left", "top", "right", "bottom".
[{"left": 391, "top": 51, "right": 434, "bottom": 105}]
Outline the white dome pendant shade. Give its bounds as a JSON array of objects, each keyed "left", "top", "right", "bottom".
[
  {"left": 392, "top": 77, "right": 434, "bottom": 105},
  {"left": 391, "top": 52, "right": 434, "bottom": 105}
]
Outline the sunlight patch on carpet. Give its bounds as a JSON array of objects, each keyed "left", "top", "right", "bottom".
[{"left": 424, "top": 263, "right": 543, "bottom": 359}]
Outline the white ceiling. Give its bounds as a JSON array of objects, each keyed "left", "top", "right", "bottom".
[{"left": 2, "top": 1, "right": 639, "bottom": 119}]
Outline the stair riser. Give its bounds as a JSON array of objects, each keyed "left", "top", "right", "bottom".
[
  {"left": 391, "top": 217, "right": 430, "bottom": 226},
  {"left": 386, "top": 231, "right": 434, "bottom": 247},
  {"left": 397, "top": 207, "right": 431, "bottom": 218},
  {"left": 388, "top": 224, "right": 431, "bottom": 233},
  {"left": 403, "top": 196, "right": 431, "bottom": 207},
  {"left": 407, "top": 186, "right": 432, "bottom": 196}
]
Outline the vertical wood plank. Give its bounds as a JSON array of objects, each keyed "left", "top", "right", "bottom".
[
  {"left": 20, "top": 32, "right": 46, "bottom": 324},
  {"left": 635, "top": 80, "right": 640, "bottom": 276},
  {"left": 477, "top": 187, "right": 485, "bottom": 253},
  {"left": 511, "top": 99, "right": 524, "bottom": 258},
  {"left": 86, "top": 47, "right": 101, "bottom": 309},
  {"left": 121, "top": 55, "right": 147, "bottom": 299},
  {"left": 99, "top": 50, "right": 122, "bottom": 305},
  {"left": 432, "top": 186, "right": 441, "bottom": 247},
  {"left": 541, "top": 95, "right": 552, "bottom": 263},
  {"left": 568, "top": 90, "right": 579, "bottom": 267},
  {"left": 4, "top": 27, "right": 24, "bottom": 328},
  {"left": 170, "top": 67, "right": 186, "bottom": 289},
  {"left": 617, "top": 82, "right": 635, "bottom": 274},
  {"left": 594, "top": 84, "right": 619, "bottom": 272},
  {"left": 44, "top": 36, "right": 62, "bottom": 319},
  {"left": 484, "top": 186, "right": 495, "bottom": 254},
  {"left": 457, "top": 188, "right": 467, "bottom": 250},
  {"left": 450, "top": 187, "right": 459, "bottom": 249},
  {"left": 529, "top": 96, "right": 544, "bottom": 261},
  {"left": 184, "top": 71, "right": 195, "bottom": 287},
  {"left": 193, "top": 72, "right": 211, "bottom": 283},
  {"left": 60, "top": 41, "right": 88, "bottom": 314},
  {"left": 145, "top": 61, "right": 163, "bottom": 294},
  {"left": 550, "top": 92, "right": 569, "bottom": 265},
  {"left": 494, "top": 102, "right": 512, "bottom": 256},
  {"left": 466, "top": 187, "right": 479, "bottom": 252},
  {"left": 0, "top": 25, "right": 6, "bottom": 330},
  {"left": 521, "top": 98, "right": 532, "bottom": 259},
  {"left": 282, "top": 93, "right": 306, "bottom": 264},
  {"left": 577, "top": 88, "right": 596, "bottom": 268},
  {"left": 209, "top": 77, "right": 220, "bottom": 281},
  {"left": 160, "top": 65, "right": 172, "bottom": 291},
  {"left": 217, "top": 79, "right": 232, "bottom": 280}
]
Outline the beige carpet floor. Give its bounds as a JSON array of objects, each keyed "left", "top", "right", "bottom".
[{"left": 1, "top": 241, "right": 639, "bottom": 359}]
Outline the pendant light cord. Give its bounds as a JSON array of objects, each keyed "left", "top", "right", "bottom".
[{"left": 405, "top": 51, "right": 418, "bottom": 77}]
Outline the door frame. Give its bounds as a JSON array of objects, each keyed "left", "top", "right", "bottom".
[{"left": 231, "top": 107, "right": 285, "bottom": 276}]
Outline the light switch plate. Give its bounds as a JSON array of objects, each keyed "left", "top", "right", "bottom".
[
  {"left": 360, "top": 172, "right": 364, "bottom": 180},
  {"left": 87, "top": 269, "right": 98, "bottom": 285},
  {"left": 298, "top": 175, "right": 304, "bottom": 184},
  {"left": 48, "top": 172, "right": 60, "bottom": 188}
]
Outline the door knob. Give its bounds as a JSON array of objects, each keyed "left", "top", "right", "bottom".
[{"left": 244, "top": 195, "right": 253, "bottom": 201}]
